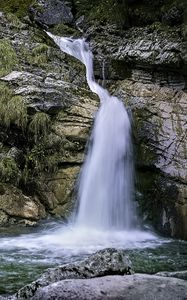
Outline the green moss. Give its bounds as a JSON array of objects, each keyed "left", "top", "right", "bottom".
[
  {"left": 5, "top": 12, "right": 24, "bottom": 28},
  {"left": 0, "top": 157, "right": 20, "bottom": 184},
  {"left": 0, "top": 86, "right": 27, "bottom": 130},
  {"left": 0, "top": 39, "right": 18, "bottom": 77},
  {"left": 93, "top": 1, "right": 127, "bottom": 27},
  {"left": 7, "top": 96, "right": 28, "bottom": 129},
  {"left": 51, "top": 24, "right": 79, "bottom": 36},
  {"left": 29, "top": 112, "right": 51, "bottom": 143},
  {"left": 24, "top": 143, "right": 60, "bottom": 181},
  {"left": 31, "top": 43, "right": 50, "bottom": 66},
  {"left": 0, "top": 0, "right": 35, "bottom": 18},
  {"left": 74, "top": 0, "right": 129, "bottom": 27}
]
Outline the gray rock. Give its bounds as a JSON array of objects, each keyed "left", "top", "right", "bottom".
[
  {"left": 115, "top": 80, "right": 187, "bottom": 239},
  {"left": 16, "top": 248, "right": 132, "bottom": 299},
  {"left": 88, "top": 24, "right": 187, "bottom": 74},
  {"left": 156, "top": 270, "right": 187, "bottom": 281},
  {"left": 24, "top": 274, "right": 187, "bottom": 300},
  {"left": 30, "top": 0, "right": 74, "bottom": 26}
]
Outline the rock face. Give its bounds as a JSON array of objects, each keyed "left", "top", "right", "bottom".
[
  {"left": 0, "top": 184, "right": 46, "bottom": 225},
  {"left": 16, "top": 248, "right": 132, "bottom": 299},
  {"left": 0, "top": 0, "right": 186, "bottom": 239},
  {"left": 23, "top": 274, "right": 187, "bottom": 300},
  {"left": 0, "top": 10, "right": 97, "bottom": 224},
  {"left": 30, "top": 0, "right": 74, "bottom": 26},
  {"left": 115, "top": 80, "right": 187, "bottom": 238}
]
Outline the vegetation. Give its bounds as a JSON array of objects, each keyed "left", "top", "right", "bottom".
[
  {"left": 28, "top": 112, "right": 51, "bottom": 143},
  {"left": 0, "top": 0, "right": 34, "bottom": 18},
  {"left": 0, "top": 84, "right": 27, "bottom": 130},
  {"left": 51, "top": 24, "right": 79, "bottom": 37},
  {"left": 31, "top": 43, "right": 50, "bottom": 66},
  {"left": 5, "top": 12, "right": 24, "bottom": 29},
  {"left": 0, "top": 157, "right": 20, "bottom": 184},
  {"left": 6, "top": 96, "right": 28, "bottom": 129},
  {"left": 0, "top": 39, "right": 18, "bottom": 77},
  {"left": 74, "top": 0, "right": 128, "bottom": 28},
  {"left": 23, "top": 141, "right": 60, "bottom": 183}
]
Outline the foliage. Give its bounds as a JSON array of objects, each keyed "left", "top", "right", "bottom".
[
  {"left": 6, "top": 96, "right": 28, "bottom": 129},
  {"left": 31, "top": 43, "right": 50, "bottom": 66},
  {"left": 0, "top": 84, "right": 27, "bottom": 130},
  {"left": 0, "top": 39, "right": 18, "bottom": 77},
  {"left": 23, "top": 142, "right": 60, "bottom": 183},
  {"left": 0, "top": 0, "right": 34, "bottom": 18},
  {"left": 5, "top": 12, "right": 24, "bottom": 28},
  {"left": 28, "top": 112, "right": 51, "bottom": 143},
  {"left": 51, "top": 24, "right": 79, "bottom": 36},
  {"left": 74, "top": 0, "right": 129, "bottom": 27},
  {"left": 0, "top": 156, "right": 20, "bottom": 184}
]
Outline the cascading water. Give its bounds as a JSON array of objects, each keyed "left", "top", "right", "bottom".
[{"left": 47, "top": 32, "right": 136, "bottom": 230}]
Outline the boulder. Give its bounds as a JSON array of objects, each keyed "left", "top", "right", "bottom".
[
  {"left": 16, "top": 248, "right": 132, "bottom": 299},
  {"left": 29, "top": 0, "right": 74, "bottom": 27},
  {"left": 18, "top": 274, "right": 187, "bottom": 300},
  {"left": 156, "top": 270, "right": 187, "bottom": 281}
]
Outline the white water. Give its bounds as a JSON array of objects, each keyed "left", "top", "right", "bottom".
[{"left": 47, "top": 32, "right": 135, "bottom": 230}]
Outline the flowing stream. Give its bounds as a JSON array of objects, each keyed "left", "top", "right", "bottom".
[{"left": 0, "top": 34, "right": 187, "bottom": 295}]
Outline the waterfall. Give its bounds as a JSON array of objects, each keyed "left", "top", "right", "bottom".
[{"left": 47, "top": 32, "right": 137, "bottom": 230}]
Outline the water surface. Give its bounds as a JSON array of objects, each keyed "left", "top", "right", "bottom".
[{"left": 0, "top": 221, "right": 186, "bottom": 295}]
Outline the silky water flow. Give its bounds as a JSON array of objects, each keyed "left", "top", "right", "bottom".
[{"left": 47, "top": 32, "right": 136, "bottom": 230}]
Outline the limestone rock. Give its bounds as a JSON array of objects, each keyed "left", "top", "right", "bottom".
[
  {"left": 17, "top": 274, "right": 187, "bottom": 300},
  {"left": 114, "top": 80, "right": 187, "bottom": 239},
  {"left": 0, "top": 184, "right": 46, "bottom": 221},
  {"left": 16, "top": 248, "right": 132, "bottom": 299},
  {"left": 47, "top": 166, "right": 80, "bottom": 218}
]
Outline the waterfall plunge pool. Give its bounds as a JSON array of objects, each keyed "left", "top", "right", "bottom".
[{"left": 0, "top": 220, "right": 187, "bottom": 296}]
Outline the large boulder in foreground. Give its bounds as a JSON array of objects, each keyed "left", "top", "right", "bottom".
[
  {"left": 16, "top": 248, "right": 132, "bottom": 299},
  {"left": 19, "top": 274, "right": 187, "bottom": 300}
]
